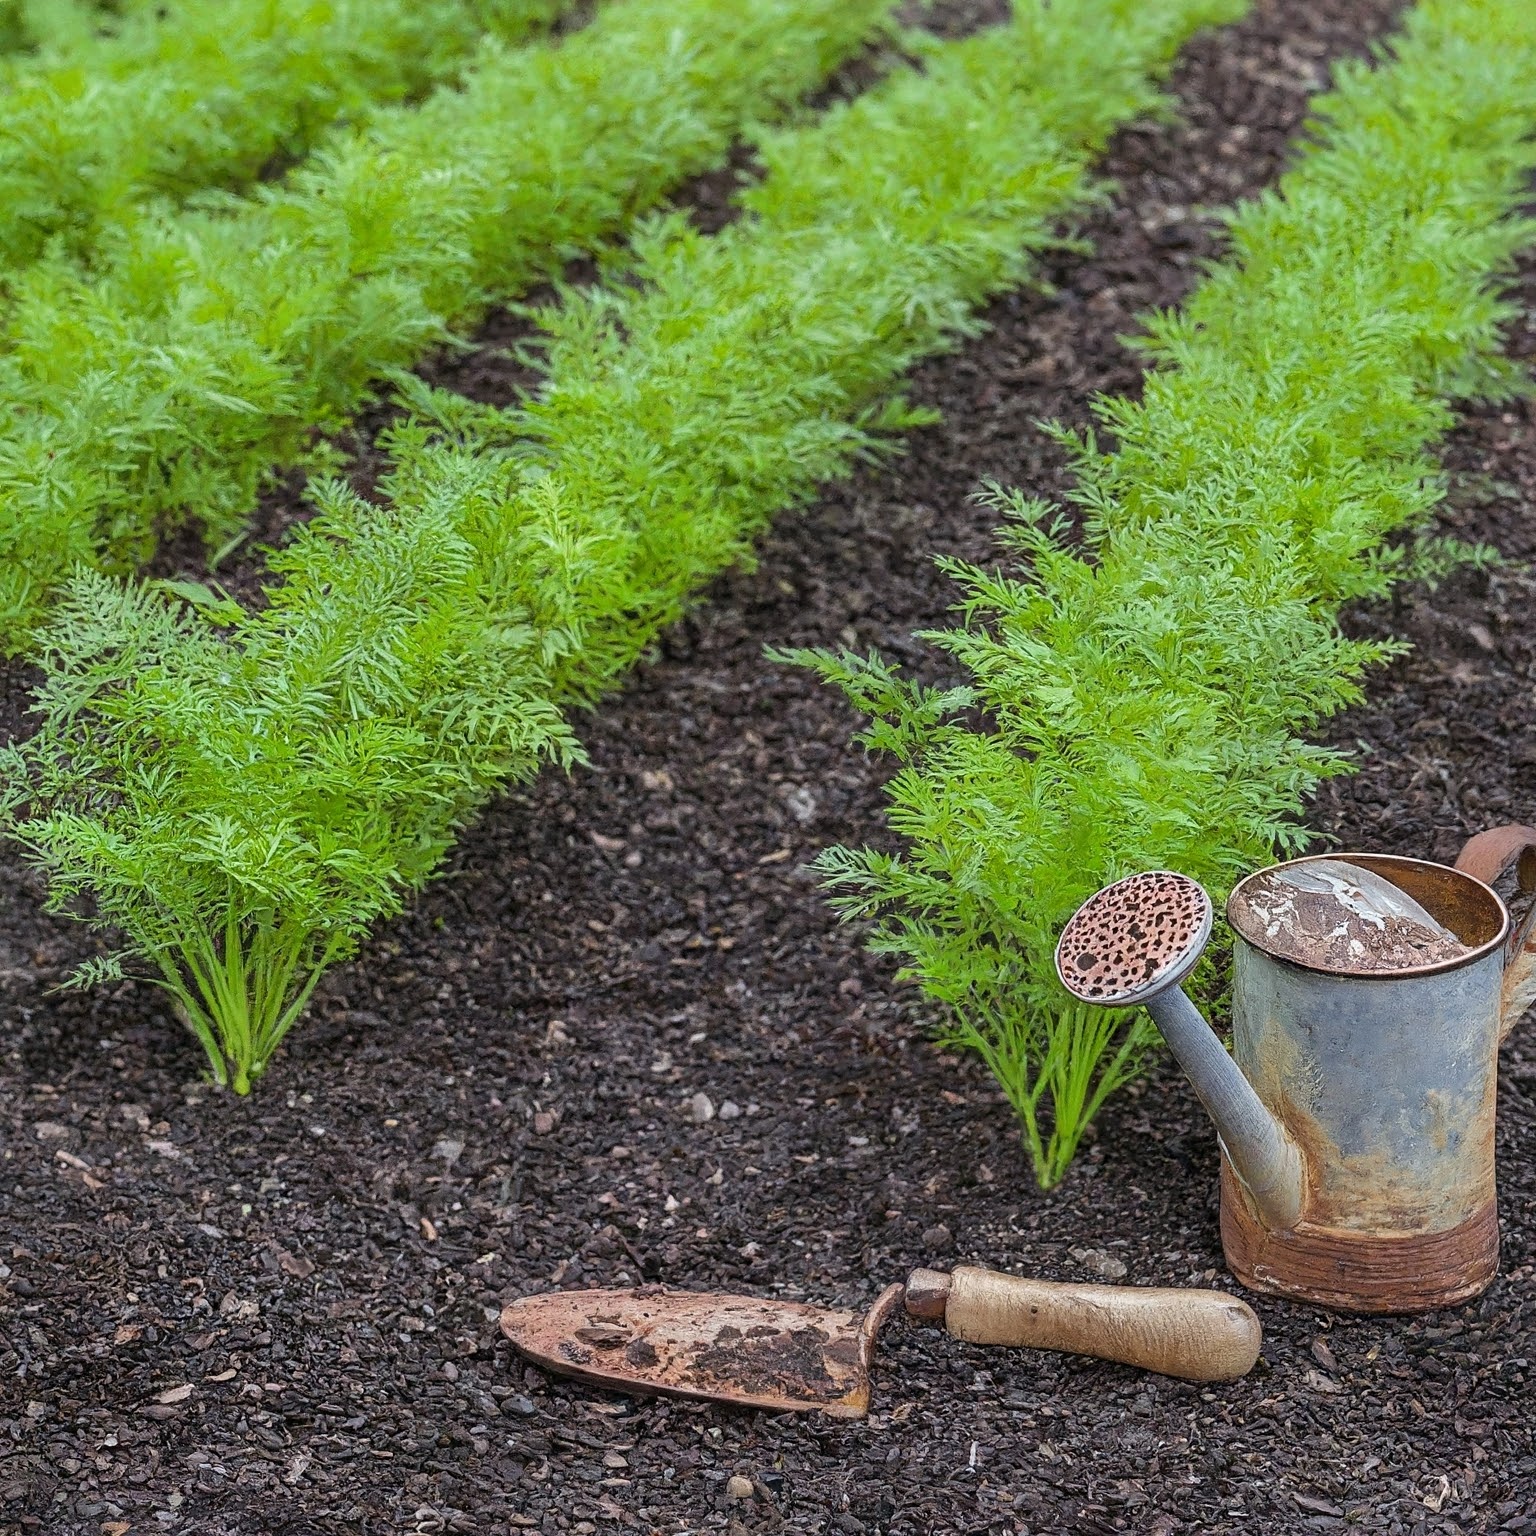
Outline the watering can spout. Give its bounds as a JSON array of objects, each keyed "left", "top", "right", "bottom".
[
  {"left": 1142, "top": 984, "right": 1305, "bottom": 1232},
  {"left": 1054, "top": 871, "right": 1305, "bottom": 1234}
]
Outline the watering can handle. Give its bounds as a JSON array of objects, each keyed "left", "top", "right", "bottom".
[
  {"left": 1455, "top": 824, "right": 1536, "bottom": 1041},
  {"left": 1455, "top": 824, "right": 1536, "bottom": 891}
]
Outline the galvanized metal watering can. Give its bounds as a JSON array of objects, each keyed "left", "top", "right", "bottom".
[{"left": 1054, "top": 826, "right": 1536, "bottom": 1314}]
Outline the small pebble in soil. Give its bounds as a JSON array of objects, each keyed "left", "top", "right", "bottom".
[
  {"left": 921, "top": 1223, "right": 953, "bottom": 1253},
  {"left": 718, "top": 1100, "right": 741, "bottom": 1120},
  {"left": 783, "top": 784, "right": 818, "bottom": 823},
  {"left": 688, "top": 1092, "right": 715, "bottom": 1123},
  {"left": 218, "top": 1292, "right": 259, "bottom": 1323},
  {"left": 431, "top": 1137, "right": 464, "bottom": 1165},
  {"left": 725, "top": 1475, "right": 755, "bottom": 1500},
  {"left": 1070, "top": 1246, "right": 1128, "bottom": 1280}
]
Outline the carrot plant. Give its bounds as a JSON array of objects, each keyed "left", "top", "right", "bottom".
[
  {"left": 795, "top": 0, "right": 1536, "bottom": 1186},
  {"left": 0, "top": 0, "right": 898, "bottom": 646},
  {"left": 0, "top": 0, "right": 569, "bottom": 271},
  {"left": 1, "top": 0, "right": 1240, "bottom": 1092}
]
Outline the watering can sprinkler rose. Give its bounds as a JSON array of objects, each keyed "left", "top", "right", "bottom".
[{"left": 1056, "top": 826, "right": 1536, "bottom": 1314}]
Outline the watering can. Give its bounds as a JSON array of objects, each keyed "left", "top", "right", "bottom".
[{"left": 1053, "top": 826, "right": 1536, "bottom": 1314}]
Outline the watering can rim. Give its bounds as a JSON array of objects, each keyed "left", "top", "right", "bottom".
[{"left": 1226, "top": 851, "right": 1510, "bottom": 982}]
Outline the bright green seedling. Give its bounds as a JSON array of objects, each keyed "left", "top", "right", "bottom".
[
  {"left": 796, "top": 0, "right": 1536, "bottom": 1186},
  {"left": 3, "top": 0, "right": 1240, "bottom": 1089},
  {"left": 3, "top": 470, "right": 583, "bottom": 1093},
  {"left": 0, "top": 0, "right": 569, "bottom": 271},
  {"left": 0, "top": 0, "right": 898, "bottom": 645}
]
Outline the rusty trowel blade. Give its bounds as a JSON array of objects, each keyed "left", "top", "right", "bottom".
[{"left": 500, "top": 1284, "right": 904, "bottom": 1419}]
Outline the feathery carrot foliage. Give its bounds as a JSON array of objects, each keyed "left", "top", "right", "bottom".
[
  {"left": 0, "top": 0, "right": 898, "bottom": 645},
  {"left": 795, "top": 0, "right": 1536, "bottom": 1186},
  {"left": 0, "top": 0, "right": 570, "bottom": 272},
  {"left": 0, "top": 0, "right": 1240, "bottom": 1092},
  {"left": 0, "top": 0, "right": 118, "bottom": 58}
]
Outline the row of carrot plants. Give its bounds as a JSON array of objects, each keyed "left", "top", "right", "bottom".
[
  {"left": 799, "top": 0, "right": 1536, "bottom": 1185},
  {"left": 0, "top": 0, "right": 1243, "bottom": 1093},
  {"left": 0, "top": 0, "right": 896, "bottom": 643},
  {"left": 0, "top": 0, "right": 570, "bottom": 272}
]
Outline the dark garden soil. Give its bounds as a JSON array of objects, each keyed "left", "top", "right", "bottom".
[{"left": 7, "top": 0, "right": 1536, "bottom": 1532}]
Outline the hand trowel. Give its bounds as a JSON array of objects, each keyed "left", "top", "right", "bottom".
[{"left": 500, "top": 1265, "right": 1261, "bottom": 1418}]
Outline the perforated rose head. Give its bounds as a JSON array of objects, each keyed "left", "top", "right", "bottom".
[{"left": 1055, "top": 872, "right": 1213, "bottom": 1007}]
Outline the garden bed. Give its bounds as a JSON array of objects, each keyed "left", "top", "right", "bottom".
[{"left": 3, "top": 0, "right": 1535, "bottom": 1531}]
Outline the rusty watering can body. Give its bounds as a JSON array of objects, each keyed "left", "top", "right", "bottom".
[
  {"left": 1220, "top": 845, "right": 1530, "bottom": 1312},
  {"left": 1057, "top": 828, "right": 1536, "bottom": 1315}
]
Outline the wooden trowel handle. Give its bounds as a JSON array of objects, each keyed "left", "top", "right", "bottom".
[{"left": 905, "top": 1265, "right": 1261, "bottom": 1382}]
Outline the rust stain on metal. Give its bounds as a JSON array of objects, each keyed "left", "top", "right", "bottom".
[
  {"left": 499, "top": 1283, "right": 905, "bottom": 1418},
  {"left": 1243, "top": 1009, "right": 1325, "bottom": 1130},
  {"left": 1455, "top": 824, "right": 1536, "bottom": 1037},
  {"left": 1220, "top": 1161, "right": 1498, "bottom": 1314},
  {"left": 1268, "top": 1083, "right": 1493, "bottom": 1236},
  {"left": 1453, "top": 824, "right": 1536, "bottom": 894},
  {"left": 686, "top": 1323, "right": 845, "bottom": 1399},
  {"left": 1240, "top": 1010, "right": 1495, "bottom": 1237}
]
